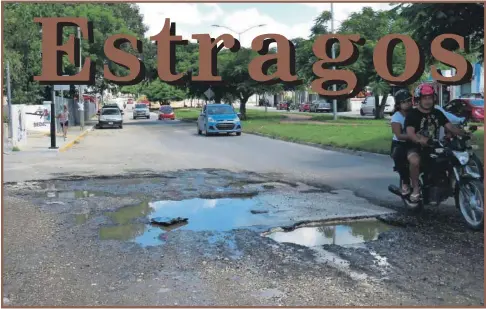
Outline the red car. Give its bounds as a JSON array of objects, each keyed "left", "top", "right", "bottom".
[
  {"left": 299, "top": 102, "right": 310, "bottom": 112},
  {"left": 276, "top": 102, "right": 289, "bottom": 110},
  {"left": 444, "top": 98, "right": 484, "bottom": 123},
  {"left": 158, "top": 105, "right": 175, "bottom": 120}
]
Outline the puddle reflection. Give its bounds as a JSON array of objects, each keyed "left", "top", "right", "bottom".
[
  {"left": 265, "top": 220, "right": 392, "bottom": 247},
  {"left": 96, "top": 197, "right": 270, "bottom": 247}
]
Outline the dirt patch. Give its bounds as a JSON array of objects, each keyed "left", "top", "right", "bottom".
[{"left": 280, "top": 120, "right": 368, "bottom": 126}]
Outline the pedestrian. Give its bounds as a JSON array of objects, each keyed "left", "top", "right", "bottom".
[{"left": 57, "top": 104, "right": 69, "bottom": 140}]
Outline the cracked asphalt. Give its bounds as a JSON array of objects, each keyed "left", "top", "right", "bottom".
[{"left": 3, "top": 111, "right": 484, "bottom": 306}]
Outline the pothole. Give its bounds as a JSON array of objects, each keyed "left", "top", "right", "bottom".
[
  {"left": 262, "top": 219, "right": 393, "bottom": 247},
  {"left": 97, "top": 197, "right": 277, "bottom": 247}
]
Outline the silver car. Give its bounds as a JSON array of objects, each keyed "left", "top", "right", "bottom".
[
  {"left": 133, "top": 103, "right": 150, "bottom": 119},
  {"left": 310, "top": 99, "right": 332, "bottom": 113},
  {"left": 98, "top": 108, "right": 123, "bottom": 129}
]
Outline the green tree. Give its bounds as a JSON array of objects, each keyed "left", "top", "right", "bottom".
[
  {"left": 339, "top": 7, "right": 409, "bottom": 118},
  {"left": 144, "top": 79, "right": 186, "bottom": 104},
  {"left": 396, "top": 3, "right": 484, "bottom": 63},
  {"left": 3, "top": 3, "right": 147, "bottom": 104}
]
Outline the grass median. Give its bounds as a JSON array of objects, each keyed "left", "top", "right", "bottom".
[{"left": 176, "top": 107, "right": 484, "bottom": 160}]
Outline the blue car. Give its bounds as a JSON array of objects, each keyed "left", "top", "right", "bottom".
[{"left": 197, "top": 104, "right": 242, "bottom": 136}]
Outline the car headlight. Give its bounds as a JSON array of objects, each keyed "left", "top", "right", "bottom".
[
  {"left": 453, "top": 151, "right": 470, "bottom": 165},
  {"left": 208, "top": 117, "right": 215, "bottom": 122},
  {"left": 234, "top": 117, "right": 240, "bottom": 122}
]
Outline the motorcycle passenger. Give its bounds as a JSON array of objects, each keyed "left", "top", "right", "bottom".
[
  {"left": 390, "top": 89, "right": 414, "bottom": 196},
  {"left": 404, "top": 83, "right": 466, "bottom": 203}
]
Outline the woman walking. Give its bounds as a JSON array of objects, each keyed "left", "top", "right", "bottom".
[{"left": 57, "top": 105, "right": 69, "bottom": 140}]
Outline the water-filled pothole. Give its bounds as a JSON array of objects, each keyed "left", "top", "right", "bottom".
[
  {"left": 263, "top": 219, "right": 392, "bottom": 247},
  {"left": 98, "top": 197, "right": 273, "bottom": 247}
]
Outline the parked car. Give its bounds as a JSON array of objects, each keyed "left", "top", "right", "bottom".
[
  {"left": 276, "top": 102, "right": 289, "bottom": 110},
  {"left": 443, "top": 98, "right": 484, "bottom": 123},
  {"left": 98, "top": 107, "right": 123, "bottom": 129},
  {"left": 299, "top": 102, "right": 310, "bottom": 112},
  {"left": 197, "top": 104, "right": 242, "bottom": 136},
  {"left": 133, "top": 103, "right": 150, "bottom": 119},
  {"left": 159, "top": 105, "right": 175, "bottom": 120},
  {"left": 459, "top": 93, "right": 484, "bottom": 99},
  {"left": 360, "top": 96, "right": 395, "bottom": 116},
  {"left": 310, "top": 99, "right": 332, "bottom": 113}
]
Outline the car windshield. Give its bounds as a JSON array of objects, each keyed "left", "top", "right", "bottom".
[
  {"left": 160, "top": 106, "right": 173, "bottom": 113},
  {"left": 207, "top": 105, "right": 235, "bottom": 115},
  {"left": 470, "top": 99, "right": 484, "bottom": 107},
  {"left": 135, "top": 104, "right": 146, "bottom": 109},
  {"left": 102, "top": 109, "right": 120, "bottom": 115}
]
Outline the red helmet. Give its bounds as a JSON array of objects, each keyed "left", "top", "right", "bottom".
[{"left": 414, "top": 83, "right": 435, "bottom": 99}]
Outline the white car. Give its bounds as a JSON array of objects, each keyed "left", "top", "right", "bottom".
[
  {"left": 98, "top": 108, "right": 123, "bottom": 129},
  {"left": 360, "top": 96, "right": 395, "bottom": 116},
  {"left": 310, "top": 99, "right": 332, "bottom": 112},
  {"left": 133, "top": 103, "right": 150, "bottom": 119}
]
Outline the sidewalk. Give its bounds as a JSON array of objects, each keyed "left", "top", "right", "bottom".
[{"left": 4, "top": 120, "right": 97, "bottom": 154}]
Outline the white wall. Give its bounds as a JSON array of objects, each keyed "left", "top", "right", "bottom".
[
  {"left": 11, "top": 105, "right": 27, "bottom": 147},
  {"left": 24, "top": 105, "right": 51, "bottom": 133}
]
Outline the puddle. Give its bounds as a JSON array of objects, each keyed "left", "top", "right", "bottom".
[
  {"left": 263, "top": 219, "right": 392, "bottom": 247},
  {"left": 99, "top": 198, "right": 272, "bottom": 247}
]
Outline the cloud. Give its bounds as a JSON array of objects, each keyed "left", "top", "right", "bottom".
[
  {"left": 209, "top": 8, "right": 313, "bottom": 48},
  {"left": 137, "top": 3, "right": 395, "bottom": 48},
  {"left": 137, "top": 3, "right": 312, "bottom": 47},
  {"left": 302, "top": 3, "right": 394, "bottom": 28},
  {"left": 138, "top": 3, "right": 224, "bottom": 37}
]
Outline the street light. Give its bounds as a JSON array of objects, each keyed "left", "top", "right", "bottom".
[
  {"left": 330, "top": 3, "right": 338, "bottom": 120},
  {"left": 211, "top": 23, "right": 266, "bottom": 42}
]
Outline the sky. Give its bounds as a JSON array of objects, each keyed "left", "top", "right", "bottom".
[{"left": 137, "top": 3, "right": 393, "bottom": 47}]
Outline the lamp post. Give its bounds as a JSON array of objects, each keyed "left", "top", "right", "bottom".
[
  {"left": 211, "top": 24, "right": 266, "bottom": 43},
  {"left": 331, "top": 3, "right": 337, "bottom": 120},
  {"left": 77, "top": 27, "right": 84, "bottom": 130}
]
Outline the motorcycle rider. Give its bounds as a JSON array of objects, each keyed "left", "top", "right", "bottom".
[
  {"left": 404, "top": 83, "right": 467, "bottom": 203},
  {"left": 390, "top": 89, "right": 414, "bottom": 196}
]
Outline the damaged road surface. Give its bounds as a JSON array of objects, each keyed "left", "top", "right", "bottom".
[{"left": 3, "top": 170, "right": 483, "bottom": 306}]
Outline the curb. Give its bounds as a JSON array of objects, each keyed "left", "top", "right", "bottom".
[
  {"left": 245, "top": 131, "right": 389, "bottom": 159},
  {"left": 58, "top": 126, "right": 95, "bottom": 152}
]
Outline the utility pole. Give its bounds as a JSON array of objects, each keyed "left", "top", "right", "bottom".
[
  {"left": 49, "top": 86, "right": 57, "bottom": 149},
  {"left": 331, "top": 3, "right": 338, "bottom": 120},
  {"left": 78, "top": 27, "right": 84, "bottom": 130},
  {"left": 6, "top": 61, "right": 13, "bottom": 139}
]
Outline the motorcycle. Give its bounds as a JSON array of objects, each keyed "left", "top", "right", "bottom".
[{"left": 388, "top": 125, "right": 484, "bottom": 230}]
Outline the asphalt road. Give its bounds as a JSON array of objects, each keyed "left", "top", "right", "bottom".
[
  {"left": 3, "top": 109, "right": 484, "bottom": 306},
  {"left": 4, "top": 109, "right": 395, "bottom": 203}
]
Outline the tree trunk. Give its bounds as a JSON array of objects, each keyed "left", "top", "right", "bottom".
[
  {"left": 214, "top": 93, "right": 223, "bottom": 104},
  {"left": 374, "top": 93, "right": 388, "bottom": 119},
  {"left": 239, "top": 96, "right": 249, "bottom": 120},
  {"left": 373, "top": 95, "right": 379, "bottom": 118}
]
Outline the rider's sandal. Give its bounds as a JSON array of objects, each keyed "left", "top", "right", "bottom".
[{"left": 410, "top": 193, "right": 421, "bottom": 203}]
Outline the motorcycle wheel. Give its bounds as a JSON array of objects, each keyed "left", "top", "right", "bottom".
[
  {"left": 469, "top": 153, "right": 484, "bottom": 182},
  {"left": 455, "top": 178, "right": 484, "bottom": 231}
]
